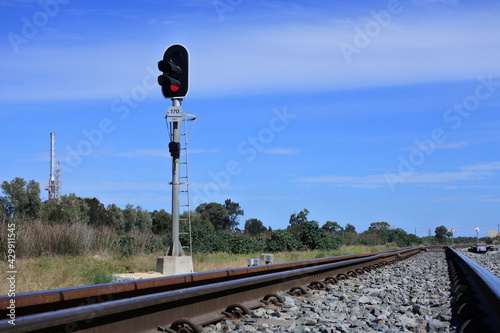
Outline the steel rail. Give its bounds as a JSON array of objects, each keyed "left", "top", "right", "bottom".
[
  {"left": 0, "top": 247, "right": 422, "bottom": 333},
  {"left": 0, "top": 248, "right": 408, "bottom": 318},
  {"left": 446, "top": 246, "right": 500, "bottom": 333}
]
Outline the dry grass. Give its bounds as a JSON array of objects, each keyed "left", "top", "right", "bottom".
[
  {"left": 15, "top": 220, "right": 116, "bottom": 257},
  {"left": 0, "top": 245, "right": 391, "bottom": 294},
  {"left": 0, "top": 254, "right": 128, "bottom": 294}
]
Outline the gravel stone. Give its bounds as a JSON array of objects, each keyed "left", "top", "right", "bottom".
[
  {"left": 457, "top": 247, "right": 500, "bottom": 277},
  {"left": 204, "top": 250, "right": 467, "bottom": 332}
]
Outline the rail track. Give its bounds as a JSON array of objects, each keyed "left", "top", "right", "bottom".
[
  {"left": 0, "top": 246, "right": 497, "bottom": 332},
  {"left": 446, "top": 246, "right": 500, "bottom": 332}
]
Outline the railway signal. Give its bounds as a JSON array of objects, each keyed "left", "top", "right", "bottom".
[
  {"left": 158, "top": 44, "right": 189, "bottom": 99},
  {"left": 156, "top": 44, "right": 195, "bottom": 276}
]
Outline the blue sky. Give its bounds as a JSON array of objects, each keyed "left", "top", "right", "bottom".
[{"left": 1, "top": 0, "right": 499, "bottom": 237}]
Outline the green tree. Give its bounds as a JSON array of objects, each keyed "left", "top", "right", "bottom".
[
  {"left": 343, "top": 223, "right": 357, "bottom": 245},
  {"left": 289, "top": 208, "right": 309, "bottom": 226},
  {"left": 316, "top": 233, "right": 342, "bottom": 251},
  {"left": 365, "top": 221, "right": 392, "bottom": 244},
  {"left": 151, "top": 209, "right": 171, "bottom": 234},
  {"left": 135, "top": 206, "right": 152, "bottom": 232},
  {"left": 40, "top": 198, "right": 64, "bottom": 223},
  {"left": 244, "top": 218, "right": 266, "bottom": 236},
  {"left": 40, "top": 193, "right": 90, "bottom": 224},
  {"left": 224, "top": 199, "right": 244, "bottom": 231},
  {"left": 368, "top": 221, "right": 391, "bottom": 231},
  {"left": 358, "top": 232, "right": 382, "bottom": 246},
  {"left": 60, "top": 194, "right": 90, "bottom": 224},
  {"left": 189, "top": 210, "right": 213, "bottom": 229},
  {"left": 106, "top": 204, "right": 125, "bottom": 231},
  {"left": 345, "top": 223, "right": 356, "bottom": 234},
  {"left": 435, "top": 225, "right": 451, "bottom": 243},
  {"left": 266, "top": 229, "right": 303, "bottom": 252},
  {"left": 123, "top": 204, "right": 136, "bottom": 232},
  {"left": 0, "top": 196, "right": 12, "bottom": 222},
  {"left": 322, "top": 221, "right": 344, "bottom": 233},
  {"left": 408, "top": 233, "right": 420, "bottom": 245},
  {"left": 196, "top": 202, "right": 228, "bottom": 231},
  {"left": 1, "top": 177, "right": 41, "bottom": 219},
  {"left": 190, "top": 223, "right": 230, "bottom": 253},
  {"left": 84, "top": 197, "right": 107, "bottom": 226},
  {"left": 300, "top": 220, "right": 324, "bottom": 250},
  {"left": 388, "top": 228, "right": 411, "bottom": 247},
  {"left": 288, "top": 208, "right": 310, "bottom": 237},
  {"left": 230, "top": 233, "right": 264, "bottom": 254}
]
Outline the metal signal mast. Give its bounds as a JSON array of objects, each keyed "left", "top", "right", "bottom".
[{"left": 156, "top": 44, "right": 194, "bottom": 275}]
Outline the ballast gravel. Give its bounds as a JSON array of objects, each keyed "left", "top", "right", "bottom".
[
  {"left": 457, "top": 247, "right": 500, "bottom": 278},
  {"left": 204, "top": 250, "right": 456, "bottom": 333}
]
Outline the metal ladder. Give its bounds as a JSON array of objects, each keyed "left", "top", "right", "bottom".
[{"left": 178, "top": 113, "right": 196, "bottom": 256}]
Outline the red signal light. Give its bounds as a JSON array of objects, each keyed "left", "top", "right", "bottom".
[{"left": 158, "top": 44, "right": 189, "bottom": 98}]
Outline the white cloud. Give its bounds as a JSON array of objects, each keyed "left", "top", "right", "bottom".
[
  {"left": 65, "top": 180, "right": 169, "bottom": 192},
  {"left": 410, "top": 0, "right": 459, "bottom": 4},
  {"left": 402, "top": 141, "right": 471, "bottom": 152},
  {"left": 188, "top": 148, "right": 221, "bottom": 154},
  {"left": 262, "top": 147, "right": 302, "bottom": 155},
  {"left": 15, "top": 153, "right": 49, "bottom": 162},
  {"left": 478, "top": 195, "right": 500, "bottom": 202},
  {"left": 1, "top": 3, "right": 499, "bottom": 101},
  {"left": 295, "top": 161, "right": 500, "bottom": 188},
  {"left": 116, "top": 148, "right": 169, "bottom": 158},
  {"left": 461, "top": 161, "right": 500, "bottom": 171},
  {"left": 434, "top": 141, "right": 471, "bottom": 150},
  {"left": 190, "top": 9, "right": 500, "bottom": 97}
]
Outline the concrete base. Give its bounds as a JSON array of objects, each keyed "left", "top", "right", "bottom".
[{"left": 156, "top": 256, "right": 194, "bottom": 276}]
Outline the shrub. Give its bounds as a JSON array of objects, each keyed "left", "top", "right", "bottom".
[
  {"left": 230, "top": 234, "right": 264, "bottom": 254},
  {"left": 266, "top": 230, "right": 303, "bottom": 252}
]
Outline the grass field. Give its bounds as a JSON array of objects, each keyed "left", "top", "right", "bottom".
[{"left": 0, "top": 245, "right": 390, "bottom": 295}]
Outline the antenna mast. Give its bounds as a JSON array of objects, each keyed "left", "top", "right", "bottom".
[{"left": 46, "top": 133, "right": 61, "bottom": 200}]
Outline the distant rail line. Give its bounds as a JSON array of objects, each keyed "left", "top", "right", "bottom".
[{"left": 0, "top": 246, "right": 498, "bottom": 332}]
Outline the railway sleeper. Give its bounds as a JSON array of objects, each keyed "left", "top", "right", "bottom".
[
  {"left": 222, "top": 303, "right": 252, "bottom": 319},
  {"left": 288, "top": 286, "right": 308, "bottom": 296},
  {"left": 308, "top": 280, "right": 326, "bottom": 290},
  {"left": 158, "top": 319, "right": 203, "bottom": 333},
  {"left": 324, "top": 276, "right": 338, "bottom": 284},
  {"left": 261, "top": 293, "right": 285, "bottom": 306}
]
